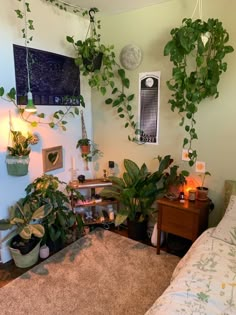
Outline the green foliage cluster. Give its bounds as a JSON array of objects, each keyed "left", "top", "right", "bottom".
[
  {"left": 7, "top": 130, "right": 33, "bottom": 157},
  {"left": 164, "top": 18, "right": 234, "bottom": 166},
  {"left": 0, "top": 200, "right": 52, "bottom": 243},
  {"left": 66, "top": 10, "right": 142, "bottom": 142},
  {"left": 100, "top": 155, "right": 188, "bottom": 225},
  {"left": 23, "top": 174, "right": 84, "bottom": 244}
]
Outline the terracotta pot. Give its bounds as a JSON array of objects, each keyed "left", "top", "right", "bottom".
[
  {"left": 80, "top": 145, "right": 90, "bottom": 155},
  {"left": 196, "top": 186, "right": 209, "bottom": 201}
]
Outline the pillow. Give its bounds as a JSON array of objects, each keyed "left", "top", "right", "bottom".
[
  {"left": 224, "top": 180, "right": 236, "bottom": 211},
  {"left": 225, "top": 194, "right": 236, "bottom": 217},
  {"left": 211, "top": 195, "right": 236, "bottom": 245}
]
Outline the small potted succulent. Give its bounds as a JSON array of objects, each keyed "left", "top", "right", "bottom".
[{"left": 6, "top": 130, "right": 34, "bottom": 176}]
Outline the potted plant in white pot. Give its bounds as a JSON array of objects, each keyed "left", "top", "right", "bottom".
[
  {"left": 0, "top": 199, "right": 52, "bottom": 268},
  {"left": 6, "top": 130, "right": 34, "bottom": 176}
]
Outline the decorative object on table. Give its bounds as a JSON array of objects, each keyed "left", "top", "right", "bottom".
[
  {"left": 164, "top": 5, "right": 234, "bottom": 166},
  {"left": 6, "top": 129, "right": 34, "bottom": 176},
  {"left": 188, "top": 190, "right": 196, "bottom": 201},
  {"left": 100, "top": 155, "right": 183, "bottom": 241},
  {"left": 179, "top": 192, "right": 185, "bottom": 203},
  {"left": 119, "top": 44, "right": 142, "bottom": 70},
  {"left": 42, "top": 145, "right": 63, "bottom": 172},
  {"left": 103, "top": 169, "right": 108, "bottom": 181},
  {"left": 77, "top": 174, "right": 85, "bottom": 183},
  {"left": 108, "top": 160, "right": 115, "bottom": 176}
]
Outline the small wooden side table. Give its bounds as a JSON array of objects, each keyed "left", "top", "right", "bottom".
[{"left": 156, "top": 197, "right": 211, "bottom": 254}]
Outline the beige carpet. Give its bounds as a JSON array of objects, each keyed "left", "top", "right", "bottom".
[{"left": 0, "top": 229, "right": 180, "bottom": 315}]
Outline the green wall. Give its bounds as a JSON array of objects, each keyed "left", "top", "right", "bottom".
[{"left": 92, "top": 0, "right": 236, "bottom": 226}]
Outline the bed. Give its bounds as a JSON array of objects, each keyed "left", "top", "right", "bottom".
[{"left": 145, "top": 181, "right": 236, "bottom": 315}]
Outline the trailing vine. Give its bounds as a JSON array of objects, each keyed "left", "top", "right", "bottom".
[
  {"left": 2, "top": 0, "right": 142, "bottom": 138},
  {"left": 164, "top": 18, "right": 234, "bottom": 166},
  {"left": 65, "top": 8, "right": 142, "bottom": 142}
]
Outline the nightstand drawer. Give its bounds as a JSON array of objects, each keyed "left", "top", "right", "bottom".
[
  {"left": 156, "top": 198, "right": 210, "bottom": 254},
  {"left": 161, "top": 206, "right": 198, "bottom": 240}
]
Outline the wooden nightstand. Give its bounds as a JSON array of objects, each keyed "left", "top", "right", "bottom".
[{"left": 156, "top": 197, "right": 211, "bottom": 254}]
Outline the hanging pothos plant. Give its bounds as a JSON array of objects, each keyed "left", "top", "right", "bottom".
[
  {"left": 66, "top": 8, "right": 142, "bottom": 142},
  {"left": 0, "top": 0, "right": 82, "bottom": 131},
  {"left": 164, "top": 18, "right": 234, "bottom": 166}
]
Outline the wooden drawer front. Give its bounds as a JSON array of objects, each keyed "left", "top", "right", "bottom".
[{"left": 161, "top": 206, "right": 198, "bottom": 240}]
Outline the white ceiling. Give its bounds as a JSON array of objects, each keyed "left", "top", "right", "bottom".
[{"left": 66, "top": 0, "right": 171, "bottom": 15}]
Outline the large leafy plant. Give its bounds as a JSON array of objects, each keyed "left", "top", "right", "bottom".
[
  {"left": 100, "top": 155, "right": 188, "bottom": 225},
  {"left": 23, "top": 174, "right": 84, "bottom": 243},
  {"left": 0, "top": 199, "right": 52, "bottom": 243},
  {"left": 164, "top": 18, "right": 234, "bottom": 165}
]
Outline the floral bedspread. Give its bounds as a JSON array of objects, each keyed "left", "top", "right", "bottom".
[{"left": 145, "top": 228, "right": 236, "bottom": 315}]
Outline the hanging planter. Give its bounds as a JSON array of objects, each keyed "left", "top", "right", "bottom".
[
  {"left": 82, "top": 51, "right": 103, "bottom": 72},
  {"left": 6, "top": 155, "right": 30, "bottom": 176},
  {"left": 6, "top": 130, "right": 34, "bottom": 176},
  {"left": 164, "top": 18, "right": 234, "bottom": 166},
  {"left": 76, "top": 111, "right": 101, "bottom": 170}
]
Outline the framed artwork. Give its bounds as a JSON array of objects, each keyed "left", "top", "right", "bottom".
[
  {"left": 138, "top": 71, "right": 160, "bottom": 144},
  {"left": 42, "top": 146, "right": 63, "bottom": 172},
  {"left": 13, "top": 44, "right": 80, "bottom": 106}
]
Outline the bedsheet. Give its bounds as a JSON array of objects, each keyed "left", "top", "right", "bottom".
[{"left": 145, "top": 228, "right": 236, "bottom": 315}]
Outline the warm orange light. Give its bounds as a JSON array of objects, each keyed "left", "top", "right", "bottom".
[{"left": 183, "top": 177, "right": 198, "bottom": 197}]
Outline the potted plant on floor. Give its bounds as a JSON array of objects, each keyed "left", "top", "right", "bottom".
[
  {"left": 6, "top": 130, "right": 34, "bottom": 176},
  {"left": 0, "top": 199, "right": 52, "bottom": 268},
  {"left": 24, "top": 174, "right": 84, "bottom": 251},
  {"left": 100, "top": 155, "right": 183, "bottom": 241}
]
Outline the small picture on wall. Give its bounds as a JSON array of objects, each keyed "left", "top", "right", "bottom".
[{"left": 42, "top": 146, "right": 63, "bottom": 172}]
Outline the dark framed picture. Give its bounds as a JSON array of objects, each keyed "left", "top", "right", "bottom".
[{"left": 42, "top": 146, "right": 63, "bottom": 172}]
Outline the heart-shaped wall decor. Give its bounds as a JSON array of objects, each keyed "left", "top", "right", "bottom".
[{"left": 48, "top": 152, "right": 59, "bottom": 165}]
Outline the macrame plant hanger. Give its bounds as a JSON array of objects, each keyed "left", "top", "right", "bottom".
[
  {"left": 191, "top": 0, "right": 203, "bottom": 20},
  {"left": 80, "top": 110, "right": 90, "bottom": 170}
]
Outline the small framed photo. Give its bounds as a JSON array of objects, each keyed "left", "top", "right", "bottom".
[{"left": 42, "top": 146, "right": 63, "bottom": 172}]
